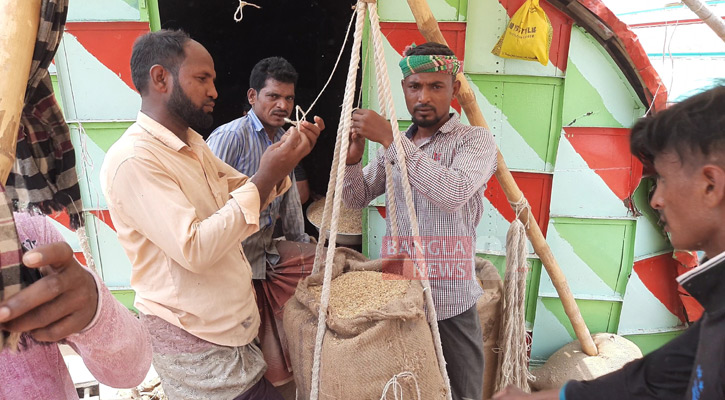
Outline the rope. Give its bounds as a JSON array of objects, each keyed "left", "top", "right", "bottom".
[
  {"left": 495, "top": 196, "right": 534, "bottom": 392},
  {"left": 380, "top": 372, "right": 422, "bottom": 400},
  {"left": 233, "top": 1, "right": 260, "bottom": 23},
  {"left": 284, "top": 9, "right": 358, "bottom": 128},
  {"left": 367, "top": 4, "right": 451, "bottom": 398},
  {"left": 309, "top": 4, "right": 365, "bottom": 400},
  {"left": 76, "top": 226, "right": 97, "bottom": 272},
  {"left": 310, "top": 3, "right": 451, "bottom": 399}
]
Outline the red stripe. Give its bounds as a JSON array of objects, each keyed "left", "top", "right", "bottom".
[
  {"left": 0, "top": 250, "right": 22, "bottom": 267},
  {"left": 563, "top": 127, "right": 643, "bottom": 201},
  {"left": 633, "top": 254, "right": 687, "bottom": 323},
  {"left": 629, "top": 17, "right": 725, "bottom": 29},
  {"left": 65, "top": 22, "right": 150, "bottom": 91},
  {"left": 90, "top": 210, "right": 116, "bottom": 232}
]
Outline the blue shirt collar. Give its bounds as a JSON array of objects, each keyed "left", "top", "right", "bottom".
[{"left": 247, "top": 109, "right": 285, "bottom": 142}]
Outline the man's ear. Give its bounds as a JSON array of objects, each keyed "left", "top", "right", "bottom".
[
  {"left": 149, "top": 64, "right": 170, "bottom": 94},
  {"left": 452, "top": 78, "right": 461, "bottom": 98},
  {"left": 247, "top": 88, "right": 257, "bottom": 105},
  {"left": 702, "top": 164, "right": 725, "bottom": 207}
]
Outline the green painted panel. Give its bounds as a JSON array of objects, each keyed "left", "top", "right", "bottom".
[
  {"left": 378, "top": 0, "right": 465, "bottom": 22},
  {"left": 562, "top": 62, "right": 623, "bottom": 128},
  {"left": 468, "top": 74, "right": 563, "bottom": 171},
  {"left": 137, "top": 0, "right": 150, "bottom": 22},
  {"left": 50, "top": 74, "right": 65, "bottom": 116},
  {"left": 464, "top": 0, "right": 506, "bottom": 74},
  {"left": 477, "top": 254, "right": 542, "bottom": 326},
  {"left": 623, "top": 331, "right": 683, "bottom": 356},
  {"left": 632, "top": 178, "right": 671, "bottom": 258},
  {"left": 501, "top": 81, "right": 562, "bottom": 163},
  {"left": 147, "top": 0, "right": 161, "bottom": 31},
  {"left": 111, "top": 289, "right": 138, "bottom": 314},
  {"left": 562, "top": 27, "right": 645, "bottom": 128},
  {"left": 541, "top": 297, "right": 622, "bottom": 340},
  {"left": 552, "top": 218, "right": 635, "bottom": 295},
  {"left": 75, "top": 121, "right": 133, "bottom": 153}
]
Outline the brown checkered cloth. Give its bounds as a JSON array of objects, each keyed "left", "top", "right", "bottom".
[
  {"left": 0, "top": 184, "right": 27, "bottom": 351},
  {"left": 1, "top": 0, "right": 79, "bottom": 351},
  {"left": 5, "top": 0, "right": 82, "bottom": 228}
]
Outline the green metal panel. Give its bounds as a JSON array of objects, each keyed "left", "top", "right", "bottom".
[
  {"left": 632, "top": 178, "right": 671, "bottom": 258},
  {"left": 76, "top": 121, "right": 133, "bottom": 152},
  {"left": 50, "top": 74, "right": 65, "bottom": 116},
  {"left": 468, "top": 74, "right": 564, "bottom": 172},
  {"left": 67, "top": 0, "right": 145, "bottom": 22},
  {"left": 623, "top": 330, "right": 684, "bottom": 356},
  {"left": 543, "top": 297, "right": 622, "bottom": 337},
  {"left": 543, "top": 217, "right": 635, "bottom": 297},
  {"left": 562, "top": 27, "right": 645, "bottom": 128},
  {"left": 85, "top": 212, "right": 134, "bottom": 288},
  {"left": 477, "top": 253, "right": 542, "bottom": 327},
  {"left": 147, "top": 0, "right": 161, "bottom": 31},
  {"left": 111, "top": 289, "right": 138, "bottom": 314},
  {"left": 69, "top": 121, "right": 133, "bottom": 210},
  {"left": 531, "top": 297, "right": 622, "bottom": 361},
  {"left": 365, "top": 206, "right": 387, "bottom": 259},
  {"left": 378, "top": 0, "right": 466, "bottom": 22}
]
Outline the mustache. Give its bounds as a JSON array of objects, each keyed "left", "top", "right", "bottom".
[{"left": 414, "top": 105, "right": 435, "bottom": 113}]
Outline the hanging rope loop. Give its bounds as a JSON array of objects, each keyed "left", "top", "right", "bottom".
[{"left": 233, "top": 1, "right": 261, "bottom": 23}]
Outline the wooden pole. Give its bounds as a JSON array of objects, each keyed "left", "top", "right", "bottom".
[
  {"left": 405, "top": 0, "right": 599, "bottom": 358},
  {"left": 682, "top": 0, "right": 725, "bottom": 42},
  {"left": 0, "top": 0, "right": 41, "bottom": 185}
]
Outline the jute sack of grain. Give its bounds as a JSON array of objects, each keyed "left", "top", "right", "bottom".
[
  {"left": 475, "top": 257, "right": 504, "bottom": 400},
  {"left": 531, "top": 332, "right": 643, "bottom": 390},
  {"left": 283, "top": 247, "right": 447, "bottom": 399}
]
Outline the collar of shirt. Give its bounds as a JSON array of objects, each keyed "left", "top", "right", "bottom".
[
  {"left": 405, "top": 113, "right": 461, "bottom": 145},
  {"left": 136, "top": 111, "right": 207, "bottom": 153},
  {"left": 247, "top": 109, "right": 285, "bottom": 143},
  {"left": 678, "top": 250, "right": 725, "bottom": 314}
]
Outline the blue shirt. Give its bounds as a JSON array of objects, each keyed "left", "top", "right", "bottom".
[{"left": 207, "top": 110, "right": 309, "bottom": 279}]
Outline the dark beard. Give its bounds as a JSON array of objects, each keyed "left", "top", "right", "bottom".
[
  {"left": 168, "top": 78, "right": 213, "bottom": 131},
  {"left": 411, "top": 105, "right": 442, "bottom": 128},
  {"left": 412, "top": 114, "right": 443, "bottom": 128}
]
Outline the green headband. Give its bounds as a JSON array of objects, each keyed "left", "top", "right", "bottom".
[{"left": 399, "top": 55, "right": 462, "bottom": 78}]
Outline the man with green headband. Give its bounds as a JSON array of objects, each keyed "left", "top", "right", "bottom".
[{"left": 343, "top": 42, "right": 497, "bottom": 400}]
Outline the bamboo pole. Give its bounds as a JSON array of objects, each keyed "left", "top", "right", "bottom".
[
  {"left": 405, "top": 0, "right": 599, "bottom": 358},
  {"left": 682, "top": 0, "right": 725, "bottom": 42},
  {"left": 0, "top": 0, "right": 41, "bottom": 185}
]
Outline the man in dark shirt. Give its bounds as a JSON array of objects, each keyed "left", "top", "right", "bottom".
[{"left": 494, "top": 86, "right": 725, "bottom": 400}]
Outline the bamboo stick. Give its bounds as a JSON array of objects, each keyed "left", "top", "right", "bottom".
[
  {"left": 682, "top": 0, "right": 725, "bottom": 42},
  {"left": 405, "top": 0, "right": 599, "bottom": 359},
  {"left": 0, "top": 0, "right": 41, "bottom": 185}
]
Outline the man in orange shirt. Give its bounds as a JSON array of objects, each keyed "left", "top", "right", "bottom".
[{"left": 101, "top": 30, "right": 323, "bottom": 399}]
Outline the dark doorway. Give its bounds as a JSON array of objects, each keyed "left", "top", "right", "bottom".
[{"left": 157, "top": 0, "right": 358, "bottom": 196}]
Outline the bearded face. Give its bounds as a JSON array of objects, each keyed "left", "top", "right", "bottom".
[{"left": 168, "top": 74, "right": 214, "bottom": 131}]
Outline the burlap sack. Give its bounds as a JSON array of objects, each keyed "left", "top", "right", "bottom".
[
  {"left": 283, "top": 247, "right": 447, "bottom": 399},
  {"left": 475, "top": 257, "right": 503, "bottom": 400}
]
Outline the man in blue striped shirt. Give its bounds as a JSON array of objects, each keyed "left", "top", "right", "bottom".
[{"left": 207, "top": 57, "right": 324, "bottom": 387}]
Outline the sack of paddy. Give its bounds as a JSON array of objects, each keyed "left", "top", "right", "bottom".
[
  {"left": 531, "top": 332, "right": 643, "bottom": 390},
  {"left": 475, "top": 257, "right": 504, "bottom": 399},
  {"left": 283, "top": 247, "right": 448, "bottom": 399}
]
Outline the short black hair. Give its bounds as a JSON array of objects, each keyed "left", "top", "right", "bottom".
[
  {"left": 249, "top": 57, "right": 298, "bottom": 92},
  {"left": 630, "top": 86, "right": 725, "bottom": 168},
  {"left": 130, "top": 29, "right": 191, "bottom": 94},
  {"left": 403, "top": 42, "right": 455, "bottom": 57}
]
